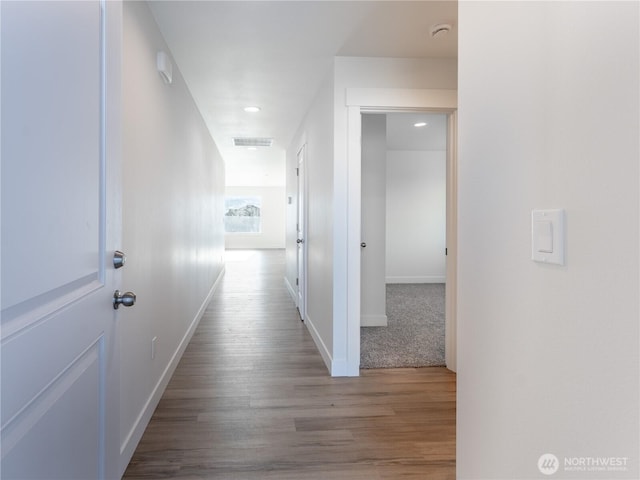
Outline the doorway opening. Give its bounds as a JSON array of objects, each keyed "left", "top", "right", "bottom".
[
  {"left": 360, "top": 112, "right": 448, "bottom": 368},
  {"left": 342, "top": 87, "right": 457, "bottom": 376}
]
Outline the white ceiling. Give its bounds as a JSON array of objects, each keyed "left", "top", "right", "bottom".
[
  {"left": 148, "top": 1, "right": 458, "bottom": 186},
  {"left": 385, "top": 112, "right": 448, "bottom": 151}
]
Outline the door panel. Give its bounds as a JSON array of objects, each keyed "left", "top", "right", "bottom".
[
  {"left": 296, "top": 146, "right": 306, "bottom": 319},
  {"left": 2, "top": 338, "right": 103, "bottom": 480},
  {"left": 1, "top": 1, "right": 121, "bottom": 478},
  {"left": 1, "top": 1, "right": 102, "bottom": 310},
  {"left": 360, "top": 114, "right": 387, "bottom": 327}
]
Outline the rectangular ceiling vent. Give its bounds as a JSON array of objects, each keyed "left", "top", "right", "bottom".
[{"left": 233, "top": 137, "right": 273, "bottom": 147}]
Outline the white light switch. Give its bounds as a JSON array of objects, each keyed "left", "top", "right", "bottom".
[
  {"left": 532, "top": 209, "right": 564, "bottom": 265},
  {"left": 536, "top": 220, "right": 553, "bottom": 253}
]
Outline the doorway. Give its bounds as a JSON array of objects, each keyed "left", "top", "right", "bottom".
[
  {"left": 343, "top": 87, "right": 458, "bottom": 376},
  {"left": 360, "top": 112, "right": 448, "bottom": 368}
]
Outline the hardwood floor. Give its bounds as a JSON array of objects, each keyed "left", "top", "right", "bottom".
[{"left": 123, "top": 250, "right": 456, "bottom": 479}]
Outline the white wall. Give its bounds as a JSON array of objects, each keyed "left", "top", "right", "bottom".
[
  {"left": 331, "top": 57, "right": 457, "bottom": 374},
  {"left": 285, "top": 57, "right": 458, "bottom": 374},
  {"left": 361, "top": 114, "right": 387, "bottom": 326},
  {"left": 457, "top": 2, "right": 639, "bottom": 479},
  {"left": 286, "top": 57, "right": 456, "bottom": 374},
  {"left": 286, "top": 69, "right": 336, "bottom": 368},
  {"left": 120, "top": 2, "right": 225, "bottom": 474},
  {"left": 386, "top": 150, "right": 446, "bottom": 283},
  {"left": 224, "top": 186, "right": 285, "bottom": 249}
]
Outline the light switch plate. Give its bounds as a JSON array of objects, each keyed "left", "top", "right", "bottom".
[{"left": 532, "top": 209, "right": 564, "bottom": 265}]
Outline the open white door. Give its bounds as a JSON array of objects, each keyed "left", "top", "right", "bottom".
[
  {"left": 1, "top": 1, "right": 123, "bottom": 478},
  {"left": 296, "top": 145, "right": 307, "bottom": 320},
  {"left": 360, "top": 114, "right": 388, "bottom": 327}
]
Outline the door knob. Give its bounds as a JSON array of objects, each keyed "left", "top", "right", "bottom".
[
  {"left": 361, "top": 242, "right": 367, "bottom": 248},
  {"left": 296, "top": 238, "right": 304, "bottom": 244},
  {"left": 113, "top": 290, "right": 136, "bottom": 309}
]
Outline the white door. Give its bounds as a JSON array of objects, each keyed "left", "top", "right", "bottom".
[
  {"left": 296, "top": 145, "right": 307, "bottom": 320},
  {"left": 1, "top": 2, "right": 123, "bottom": 479},
  {"left": 360, "top": 114, "right": 388, "bottom": 327}
]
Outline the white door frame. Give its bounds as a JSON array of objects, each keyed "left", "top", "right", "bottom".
[{"left": 345, "top": 88, "right": 458, "bottom": 376}]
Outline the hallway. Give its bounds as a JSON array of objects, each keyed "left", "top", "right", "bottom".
[{"left": 123, "top": 250, "right": 456, "bottom": 479}]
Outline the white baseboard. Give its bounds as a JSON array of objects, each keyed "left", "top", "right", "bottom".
[
  {"left": 284, "top": 276, "right": 297, "bottom": 305},
  {"left": 361, "top": 314, "right": 388, "bottom": 327},
  {"left": 118, "top": 266, "right": 225, "bottom": 476},
  {"left": 330, "top": 358, "right": 358, "bottom": 377},
  {"left": 386, "top": 275, "right": 446, "bottom": 284},
  {"left": 303, "top": 313, "right": 332, "bottom": 374}
]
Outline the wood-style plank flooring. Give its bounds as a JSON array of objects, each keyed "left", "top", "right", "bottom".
[{"left": 123, "top": 250, "right": 456, "bottom": 479}]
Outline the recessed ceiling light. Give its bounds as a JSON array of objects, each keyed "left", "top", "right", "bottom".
[
  {"left": 414, "top": 122, "right": 428, "bottom": 127},
  {"left": 244, "top": 106, "right": 261, "bottom": 113}
]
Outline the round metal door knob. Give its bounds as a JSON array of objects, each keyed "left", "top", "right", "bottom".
[
  {"left": 296, "top": 238, "right": 304, "bottom": 244},
  {"left": 361, "top": 242, "right": 367, "bottom": 248},
  {"left": 113, "top": 290, "right": 136, "bottom": 309}
]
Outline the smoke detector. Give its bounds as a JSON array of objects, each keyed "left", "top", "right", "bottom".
[{"left": 430, "top": 23, "right": 452, "bottom": 38}]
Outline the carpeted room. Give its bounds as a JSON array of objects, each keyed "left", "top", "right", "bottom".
[
  {"left": 361, "top": 283, "right": 445, "bottom": 368},
  {"left": 360, "top": 112, "right": 448, "bottom": 369}
]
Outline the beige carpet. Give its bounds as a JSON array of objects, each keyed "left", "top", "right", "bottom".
[{"left": 360, "top": 283, "right": 445, "bottom": 369}]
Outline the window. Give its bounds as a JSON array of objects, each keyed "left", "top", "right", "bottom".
[{"left": 224, "top": 196, "right": 261, "bottom": 233}]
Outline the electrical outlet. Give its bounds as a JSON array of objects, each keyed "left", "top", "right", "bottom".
[{"left": 151, "top": 336, "right": 157, "bottom": 360}]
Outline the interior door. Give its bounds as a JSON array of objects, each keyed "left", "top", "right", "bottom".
[
  {"left": 296, "top": 145, "right": 307, "bottom": 320},
  {"left": 1, "top": 1, "right": 122, "bottom": 478},
  {"left": 360, "top": 114, "right": 388, "bottom": 327}
]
